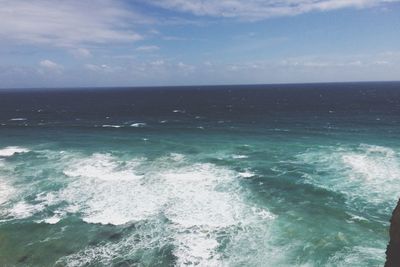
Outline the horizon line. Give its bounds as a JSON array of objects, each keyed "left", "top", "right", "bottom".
[{"left": 0, "top": 80, "right": 399, "bottom": 91}]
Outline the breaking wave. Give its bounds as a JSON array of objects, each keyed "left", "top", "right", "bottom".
[
  {"left": 0, "top": 146, "right": 30, "bottom": 157},
  {"left": 23, "top": 152, "right": 275, "bottom": 266},
  {"left": 298, "top": 144, "right": 400, "bottom": 212},
  {"left": 1, "top": 150, "right": 276, "bottom": 265}
]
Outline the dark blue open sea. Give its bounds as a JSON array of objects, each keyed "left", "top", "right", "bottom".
[{"left": 0, "top": 82, "right": 400, "bottom": 266}]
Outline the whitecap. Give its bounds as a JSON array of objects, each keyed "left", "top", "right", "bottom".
[
  {"left": 53, "top": 155, "right": 276, "bottom": 265},
  {"left": 251, "top": 207, "right": 275, "bottom": 220},
  {"left": 63, "top": 153, "right": 142, "bottom": 182},
  {"left": 169, "top": 153, "right": 185, "bottom": 162},
  {"left": 9, "top": 118, "right": 27, "bottom": 121},
  {"left": 8, "top": 201, "right": 45, "bottom": 219},
  {"left": 157, "top": 163, "right": 275, "bottom": 265},
  {"left": 238, "top": 170, "right": 256, "bottom": 178},
  {"left": 298, "top": 144, "right": 400, "bottom": 208},
  {"left": 61, "top": 154, "right": 159, "bottom": 225},
  {"left": 36, "top": 216, "right": 62, "bottom": 224},
  {"left": 130, "top": 122, "right": 146, "bottom": 128},
  {"left": 0, "top": 146, "right": 30, "bottom": 157},
  {"left": 172, "top": 109, "right": 185, "bottom": 113},
  {"left": 101, "top": 125, "right": 121, "bottom": 128},
  {"left": 232, "top": 154, "right": 249, "bottom": 159}
]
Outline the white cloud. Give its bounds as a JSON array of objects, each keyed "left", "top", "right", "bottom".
[
  {"left": 1, "top": 50, "right": 397, "bottom": 88},
  {"left": 83, "top": 63, "right": 127, "bottom": 75},
  {"left": 39, "top": 59, "right": 63, "bottom": 72},
  {"left": 84, "top": 64, "right": 102, "bottom": 71},
  {"left": 278, "top": 53, "right": 399, "bottom": 68},
  {"left": 136, "top": 45, "right": 160, "bottom": 52},
  {"left": 151, "top": 60, "right": 165, "bottom": 66},
  {"left": 149, "top": 0, "right": 398, "bottom": 20},
  {"left": 177, "top": 61, "right": 195, "bottom": 72},
  {"left": 70, "top": 48, "right": 92, "bottom": 58},
  {"left": 84, "top": 63, "right": 114, "bottom": 72},
  {"left": 0, "top": 0, "right": 145, "bottom": 47}
]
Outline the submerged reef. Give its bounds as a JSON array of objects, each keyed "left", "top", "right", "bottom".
[{"left": 386, "top": 199, "right": 400, "bottom": 267}]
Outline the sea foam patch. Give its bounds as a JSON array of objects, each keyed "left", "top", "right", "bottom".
[
  {"left": 0, "top": 148, "right": 277, "bottom": 265},
  {"left": 63, "top": 153, "right": 142, "bottom": 182},
  {"left": 327, "top": 246, "right": 385, "bottom": 266},
  {"left": 298, "top": 144, "right": 400, "bottom": 209},
  {"left": 9, "top": 118, "right": 27, "bottom": 121},
  {"left": 101, "top": 125, "right": 121, "bottom": 128},
  {"left": 60, "top": 153, "right": 161, "bottom": 225},
  {"left": 57, "top": 219, "right": 169, "bottom": 266},
  {"left": 8, "top": 201, "right": 46, "bottom": 220},
  {"left": 0, "top": 179, "right": 15, "bottom": 206},
  {"left": 53, "top": 153, "right": 276, "bottom": 266},
  {"left": 130, "top": 122, "right": 146, "bottom": 128},
  {"left": 0, "top": 146, "right": 30, "bottom": 157}
]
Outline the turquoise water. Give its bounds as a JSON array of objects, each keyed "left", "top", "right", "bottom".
[{"left": 0, "top": 84, "right": 399, "bottom": 266}]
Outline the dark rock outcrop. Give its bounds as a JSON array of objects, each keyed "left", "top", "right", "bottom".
[{"left": 386, "top": 199, "right": 400, "bottom": 267}]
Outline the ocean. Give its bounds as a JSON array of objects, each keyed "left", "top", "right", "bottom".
[{"left": 0, "top": 82, "right": 399, "bottom": 266}]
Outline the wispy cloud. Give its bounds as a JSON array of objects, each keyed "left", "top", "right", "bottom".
[
  {"left": 136, "top": 45, "right": 160, "bottom": 52},
  {"left": 0, "top": 0, "right": 146, "bottom": 47},
  {"left": 149, "top": 0, "right": 398, "bottom": 20},
  {"left": 70, "top": 48, "right": 92, "bottom": 58},
  {"left": 38, "top": 59, "right": 63, "bottom": 75}
]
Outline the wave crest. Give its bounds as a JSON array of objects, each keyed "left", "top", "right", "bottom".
[{"left": 0, "top": 146, "right": 30, "bottom": 157}]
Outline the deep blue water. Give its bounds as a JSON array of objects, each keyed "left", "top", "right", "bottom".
[{"left": 0, "top": 82, "right": 399, "bottom": 266}]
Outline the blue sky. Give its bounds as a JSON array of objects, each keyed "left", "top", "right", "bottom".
[{"left": 0, "top": 0, "right": 399, "bottom": 88}]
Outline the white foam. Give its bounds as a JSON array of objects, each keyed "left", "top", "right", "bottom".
[
  {"left": 299, "top": 144, "right": 400, "bottom": 207},
  {"left": 238, "top": 170, "right": 256, "bottom": 178},
  {"left": 157, "top": 163, "right": 275, "bottom": 265},
  {"left": 60, "top": 154, "right": 159, "bottom": 225},
  {"left": 328, "top": 246, "right": 385, "bottom": 266},
  {"left": 169, "top": 153, "right": 185, "bottom": 162},
  {"left": 101, "top": 125, "right": 121, "bottom": 128},
  {"left": 36, "top": 216, "right": 62, "bottom": 224},
  {"left": 130, "top": 122, "right": 146, "bottom": 127},
  {"left": 145, "top": 163, "right": 243, "bottom": 229},
  {"left": 53, "top": 154, "right": 276, "bottom": 265},
  {"left": 0, "top": 179, "right": 15, "bottom": 205},
  {"left": 0, "top": 146, "right": 30, "bottom": 157},
  {"left": 173, "top": 109, "right": 185, "bottom": 113},
  {"left": 57, "top": 219, "right": 166, "bottom": 266},
  {"left": 232, "top": 154, "right": 248, "bottom": 159},
  {"left": 342, "top": 145, "right": 398, "bottom": 182},
  {"left": 63, "top": 153, "right": 142, "bottom": 182},
  {"left": 173, "top": 231, "right": 221, "bottom": 266},
  {"left": 251, "top": 207, "right": 275, "bottom": 220},
  {"left": 8, "top": 201, "right": 45, "bottom": 219},
  {"left": 9, "top": 118, "right": 27, "bottom": 121}
]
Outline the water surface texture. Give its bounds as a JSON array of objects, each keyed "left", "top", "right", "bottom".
[{"left": 0, "top": 82, "right": 399, "bottom": 266}]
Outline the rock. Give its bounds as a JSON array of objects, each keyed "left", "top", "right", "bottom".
[{"left": 385, "top": 199, "right": 400, "bottom": 267}]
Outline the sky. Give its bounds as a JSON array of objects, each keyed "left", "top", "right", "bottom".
[{"left": 0, "top": 0, "right": 399, "bottom": 88}]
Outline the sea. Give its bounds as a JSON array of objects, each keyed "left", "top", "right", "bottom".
[{"left": 0, "top": 82, "right": 399, "bottom": 266}]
